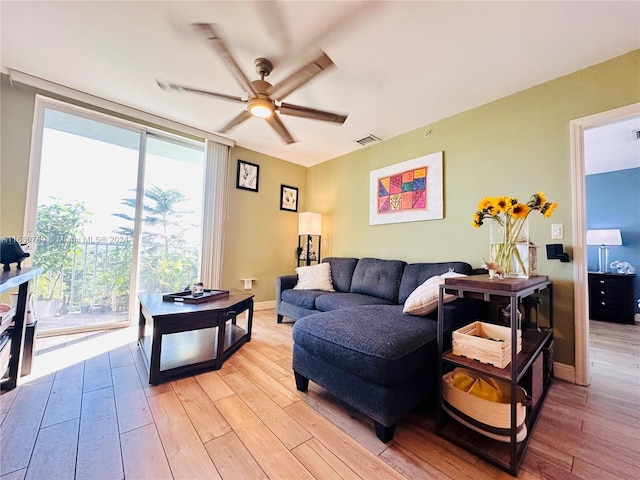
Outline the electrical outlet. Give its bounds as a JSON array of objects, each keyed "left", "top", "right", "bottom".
[{"left": 551, "top": 224, "right": 563, "bottom": 239}]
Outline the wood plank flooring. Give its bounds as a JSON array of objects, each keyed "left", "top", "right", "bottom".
[{"left": 1, "top": 312, "right": 638, "bottom": 479}]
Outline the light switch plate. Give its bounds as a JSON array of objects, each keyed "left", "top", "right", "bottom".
[{"left": 551, "top": 224, "right": 563, "bottom": 239}]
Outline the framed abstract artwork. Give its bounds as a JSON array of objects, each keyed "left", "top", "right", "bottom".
[
  {"left": 236, "top": 159, "right": 259, "bottom": 192},
  {"left": 369, "top": 151, "right": 443, "bottom": 225},
  {"left": 280, "top": 184, "right": 298, "bottom": 212}
]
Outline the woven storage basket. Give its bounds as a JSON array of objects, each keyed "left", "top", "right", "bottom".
[
  {"left": 452, "top": 321, "right": 522, "bottom": 368},
  {"left": 442, "top": 368, "right": 529, "bottom": 442}
]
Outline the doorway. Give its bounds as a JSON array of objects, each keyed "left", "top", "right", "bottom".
[
  {"left": 570, "top": 102, "right": 640, "bottom": 386},
  {"left": 24, "top": 99, "right": 205, "bottom": 335}
]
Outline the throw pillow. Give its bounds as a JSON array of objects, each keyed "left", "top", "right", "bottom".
[
  {"left": 403, "top": 275, "right": 456, "bottom": 316},
  {"left": 294, "top": 262, "right": 335, "bottom": 291}
]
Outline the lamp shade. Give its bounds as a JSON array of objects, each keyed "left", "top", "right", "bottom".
[
  {"left": 299, "top": 212, "right": 322, "bottom": 236},
  {"left": 586, "top": 229, "right": 622, "bottom": 246}
]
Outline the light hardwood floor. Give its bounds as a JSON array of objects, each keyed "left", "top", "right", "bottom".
[{"left": 1, "top": 311, "right": 638, "bottom": 479}]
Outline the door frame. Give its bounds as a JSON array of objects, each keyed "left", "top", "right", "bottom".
[{"left": 569, "top": 102, "right": 640, "bottom": 386}]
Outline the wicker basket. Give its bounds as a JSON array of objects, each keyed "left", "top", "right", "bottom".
[
  {"left": 452, "top": 321, "right": 522, "bottom": 368},
  {"left": 442, "top": 368, "right": 529, "bottom": 442}
]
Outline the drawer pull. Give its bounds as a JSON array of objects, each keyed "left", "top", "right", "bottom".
[
  {"left": 599, "top": 280, "right": 605, "bottom": 284},
  {"left": 600, "top": 290, "right": 605, "bottom": 295},
  {"left": 600, "top": 301, "right": 606, "bottom": 306}
]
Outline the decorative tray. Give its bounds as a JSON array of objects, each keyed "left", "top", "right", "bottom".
[{"left": 162, "top": 289, "right": 229, "bottom": 304}]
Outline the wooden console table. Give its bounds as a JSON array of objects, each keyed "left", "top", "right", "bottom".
[
  {"left": 1, "top": 267, "right": 43, "bottom": 390},
  {"left": 138, "top": 291, "right": 254, "bottom": 385}
]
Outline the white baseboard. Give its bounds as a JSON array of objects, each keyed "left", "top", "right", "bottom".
[
  {"left": 254, "top": 300, "right": 275, "bottom": 311},
  {"left": 635, "top": 313, "right": 640, "bottom": 324},
  {"left": 553, "top": 362, "right": 577, "bottom": 384}
]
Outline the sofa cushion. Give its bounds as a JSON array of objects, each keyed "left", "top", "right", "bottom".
[
  {"left": 402, "top": 275, "right": 457, "bottom": 316},
  {"left": 350, "top": 258, "right": 406, "bottom": 303},
  {"left": 398, "top": 262, "right": 472, "bottom": 304},
  {"left": 323, "top": 257, "right": 359, "bottom": 292},
  {"left": 292, "top": 305, "right": 437, "bottom": 387},
  {"left": 294, "top": 263, "right": 335, "bottom": 291},
  {"left": 281, "top": 289, "right": 329, "bottom": 310},
  {"left": 315, "top": 292, "right": 395, "bottom": 312}
]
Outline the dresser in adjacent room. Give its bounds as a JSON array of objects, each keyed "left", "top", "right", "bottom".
[{"left": 588, "top": 272, "right": 637, "bottom": 324}]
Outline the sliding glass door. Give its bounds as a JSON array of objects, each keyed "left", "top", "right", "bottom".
[
  {"left": 27, "top": 101, "right": 204, "bottom": 335},
  {"left": 136, "top": 134, "right": 205, "bottom": 295}
]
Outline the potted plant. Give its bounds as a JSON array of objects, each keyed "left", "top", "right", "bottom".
[{"left": 33, "top": 198, "right": 91, "bottom": 318}]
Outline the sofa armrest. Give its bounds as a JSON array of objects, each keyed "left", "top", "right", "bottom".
[{"left": 276, "top": 274, "right": 298, "bottom": 310}]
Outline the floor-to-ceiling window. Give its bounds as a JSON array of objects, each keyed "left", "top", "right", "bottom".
[{"left": 26, "top": 100, "right": 206, "bottom": 335}]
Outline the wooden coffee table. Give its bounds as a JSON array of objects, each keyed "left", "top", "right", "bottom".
[{"left": 137, "top": 291, "right": 254, "bottom": 385}]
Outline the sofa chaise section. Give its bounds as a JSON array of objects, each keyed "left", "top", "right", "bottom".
[
  {"left": 278, "top": 257, "right": 479, "bottom": 442},
  {"left": 292, "top": 305, "right": 435, "bottom": 440}
]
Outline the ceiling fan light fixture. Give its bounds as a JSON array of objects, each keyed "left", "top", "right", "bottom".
[
  {"left": 248, "top": 98, "right": 274, "bottom": 118},
  {"left": 159, "top": 24, "right": 348, "bottom": 144}
]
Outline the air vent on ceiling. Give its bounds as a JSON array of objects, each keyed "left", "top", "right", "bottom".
[
  {"left": 355, "top": 134, "right": 381, "bottom": 146},
  {"left": 633, "top": 129, "right": 640, "bottom": 140}
]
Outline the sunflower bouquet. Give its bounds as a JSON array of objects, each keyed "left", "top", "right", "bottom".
[{"left": 472, "top": 192, "right": 557, "bottom": 275}]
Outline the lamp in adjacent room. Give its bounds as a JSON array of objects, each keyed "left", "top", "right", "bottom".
[
  {"left": 298, "top": 212, "right": 322, "bottom": 266},
  {"left": 586, "top": 229, "right": 622, "bottom": 273}
]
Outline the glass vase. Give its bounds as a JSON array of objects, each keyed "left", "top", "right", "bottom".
[{"left": 489, "top": 218, "right": 530, "bottom": 278}]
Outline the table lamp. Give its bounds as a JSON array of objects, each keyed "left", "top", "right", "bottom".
[
  {"left": 586, "top": 229, "right": 622, "bottom": 273},
  {"left": 298, "top": 212, "right": 322, "bottom": 266}
]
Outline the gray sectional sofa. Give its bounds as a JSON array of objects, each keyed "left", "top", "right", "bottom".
[{"left": 276, "top": 257, "right": 482, "bottom": 442}]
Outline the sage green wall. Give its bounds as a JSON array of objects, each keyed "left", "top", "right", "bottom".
[
  {"left": 223, "top": 146, "right": 307, "bottom": 302},
  {"left": 1, "top": 77, "right": 37, "bottom": 238},
  {"left": 307, "top": 50, "right": 640, "bottom": 366}
]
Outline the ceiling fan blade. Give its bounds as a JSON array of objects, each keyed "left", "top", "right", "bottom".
[
  {"left": 279, "top": 103, "right": 348, "bottom": 124},
  {"left": 219, "top": 110, "right": 252, "bottom": 133},
  {"left": 267, "top": 51, "right": 335, "bottom": 101},
  {"left": 156, "top": 79, "right": 245, "bottom": 103},
  {"left": 192, "top": 23, "right": 257, "bottom": 96},
  {"left": 266, "top": 115, "right": 295, "bottom": 144}
]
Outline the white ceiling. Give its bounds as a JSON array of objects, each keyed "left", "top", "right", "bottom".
[
  {"left": 1, "top": 1, "right": 639, "bottom": 167},
  {"left": 584, "top": 116, "right": 640, "bottom": 175}
]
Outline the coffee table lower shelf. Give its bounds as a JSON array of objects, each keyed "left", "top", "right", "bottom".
[
  {"left": 137, "top": 291, "right": 254, "bottom": 385},
  {"left": 139, "top": 324, "right": 247, "bottom": 382}
]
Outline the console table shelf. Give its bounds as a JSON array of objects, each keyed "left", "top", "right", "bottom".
[
  {"left": 436, "top": 275, "right": 553, "bottom": 476},
  {"left": 1, "top": 267, "right": 43, "bottom": 390},
  {"left": 441, "top": 328, "right": 553, "bottom": 383}
]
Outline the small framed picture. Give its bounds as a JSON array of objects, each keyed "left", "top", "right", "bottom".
[
  {"left": 236, "top": 160, "right": 259, "bottom": 192},
  {"left": 280, "top": 184, "right": 298, "bottom": 212}
]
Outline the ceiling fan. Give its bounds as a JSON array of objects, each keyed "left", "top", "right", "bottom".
[{"left": 157, "top": 23, "right": 348, "bottom": 144}]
